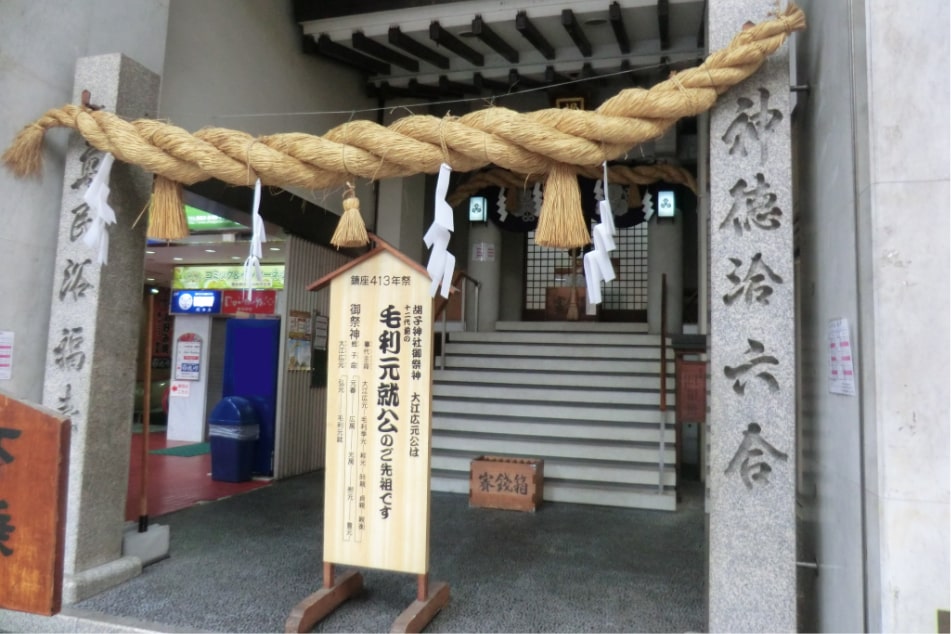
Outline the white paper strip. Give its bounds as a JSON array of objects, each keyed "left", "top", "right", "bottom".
[
  {"left": 82, "top": 152, "right": 116, "bottom": 265},
  {"left": 583, "top": 252, "right": 603, "bottom": 304},
  {"left": 423, "top": 162, "right": 457, "bottom": 297},
  {"left": 243, "top": 179, "right": 266, "bottom": 300}
]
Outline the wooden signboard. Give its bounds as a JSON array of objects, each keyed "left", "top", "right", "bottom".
[
  {"left": 321, "top": 248, "right": 434, "bottom": 574},
  {"left": 0, "top": 391, "right": 70, "bottom": 615}
]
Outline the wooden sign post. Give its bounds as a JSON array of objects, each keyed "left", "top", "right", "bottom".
[
  {"left": 0, "top": 390, "right": 70, "bottom": 615},
  {"left": 287, "top": 236, "right": 449, "bottom": 633}
]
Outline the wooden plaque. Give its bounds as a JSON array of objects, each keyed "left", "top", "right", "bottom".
[
  {"left": 676, "top": 359, "right": 707, "bottom": 423},
  {"left": 0, "top": 391, "right": 70, "bottom": 615},
  {"left": 320, "top": 249, "right": 433, "bottom": 575}
]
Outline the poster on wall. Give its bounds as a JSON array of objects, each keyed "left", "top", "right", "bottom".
[
  {"left": 174, "top": 333, "right": 203, "bottom": 381},
  {"left": 287, "top": 310, "right": 313, "bottom": 372},
  {"left": 0, "top": 330, "right": 13, "bottom": 380},
  {"left": 828, "top": 318, "right": 856, "bottom": 396},
  {"left": 311, "top": 313, "right": 329, "bottom": 388}
]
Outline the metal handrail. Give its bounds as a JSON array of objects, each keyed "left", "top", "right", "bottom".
[{"left": 659, "top": 273, "right": 668, "bottom": 495}]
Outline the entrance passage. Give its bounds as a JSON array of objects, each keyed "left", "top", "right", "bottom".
[{"left": 524, "top": 225, "right": 649, "bottom": 322}]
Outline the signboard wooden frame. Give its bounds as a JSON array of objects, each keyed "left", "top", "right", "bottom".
[
  {"left": 0, "top": 391, "right": 70, "bottom": 616},
  {"left": 287, "top": 235, "right": 449, "bottom": 633}
]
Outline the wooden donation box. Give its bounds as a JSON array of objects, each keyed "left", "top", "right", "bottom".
[
  {"left": 0, "top": 391, "right": 70, "bottom": 616},
  {"left": 288, "top": 237, "right": 448, "bottom": 634},
  {"left": 469, "top": 456, "right": 544, "bottom": 512}
]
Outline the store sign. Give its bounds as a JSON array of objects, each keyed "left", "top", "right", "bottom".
[
  {"left": 172, "top": 265, "right": 285, "bottom": 290},
  {"left": 169, "top": 289, "right": 222, "bottom": 315},
  {"left": 221, "top": 290, "right": 276, "bottom": 315},
  {"left": 174, "top": 334, "right": 202, "bottom": 381},
  {"left": 315, "top": 246, "right": 433, "bottom": 575},
  {"left": 184, "top": 205, "right": 247, "bottom": 232}
]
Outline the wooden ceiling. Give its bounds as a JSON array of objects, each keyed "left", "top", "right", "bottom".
[{"left": 294, "top": 0, "right": 707, "bottom": 102}]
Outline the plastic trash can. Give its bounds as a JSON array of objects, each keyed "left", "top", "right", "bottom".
[{"left": 208, "top": 396, "right": 260, "bottom": 482}]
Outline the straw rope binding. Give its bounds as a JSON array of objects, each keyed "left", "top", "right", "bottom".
[{"left": 1, "top": 4, "right": 805, "bottom": 246}]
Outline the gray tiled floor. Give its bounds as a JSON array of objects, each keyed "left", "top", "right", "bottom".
[{"left": 70, "top": 471, "right": 706, "bottom": 633}]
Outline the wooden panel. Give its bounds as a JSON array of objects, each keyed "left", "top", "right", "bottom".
[
  {"left": 323, "top": 251, "right": 433, "bottom": 575},
  {"left": 676, "top": 359, "right": 707, "bottom": 423},
  {"left": 469, "top": 456, "right": 543, "bottom": 512},
  {"left": 0, "top": 392, "right": 69, "bottom": 615}
]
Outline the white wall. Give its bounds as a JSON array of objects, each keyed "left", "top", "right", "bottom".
[
  {"left": 0, "top": 0, "right": 169, "bottom": 403},
  {"left": 797, "top": 1, "right": 950, "bottom": 631},
  {"left": 158, "top": 0, "right": 376, "bottom": 218}
]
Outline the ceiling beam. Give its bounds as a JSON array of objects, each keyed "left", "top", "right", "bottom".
[
  {"left": 473, "top": 72, "right": 512, "bottom": 92},
  {"left": 657, "top": 0, "right": 671, "bottom": 50},
  {"left": 508, "top": 69, "right": 544, "bottom": 89},
  {"left": 515, "top": 11, "right": 555, "bottom": 60},
  {"left": 561, "top": 9, "right": 592, "bottom": 58},
  {"left": 388, "top": 26, "right": 450, "bottom": 69},
  {"left": 409, "top": 78, "right": 460, "bottom": 100},
  {"left": 609, "top": 2, "right": 631, "bottom": 55},
  {"left": 439, "top": 75, "right": 479, "bottom": 95},
  {"left": 316, "top": 34, "right": 390, "bottom": 75},
  {"left": 471, "top": 15, "right": 519, "bottom": 64},
  {"left": 352, "top": 31, "right": 419, "bottom": 72},
  {"left": 545, "top": 66, "right": 572, "bottom": 85},
  {"left": 429, "top": 21, "right": 484, "bottom": 66}
]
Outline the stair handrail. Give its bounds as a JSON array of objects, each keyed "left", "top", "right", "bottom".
[
  {"left": 658, "top": 273, "right": 669, "bottom": 496},
  {"left": 660, "top": 273, "right": 668, "bottom": 412},
  {"left": 434, "top": 271, "right": 481, "bottom": 370}
]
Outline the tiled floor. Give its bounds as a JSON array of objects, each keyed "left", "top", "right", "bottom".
[{"left": 125, "top": 428, "right": 270, "bottom": 521}]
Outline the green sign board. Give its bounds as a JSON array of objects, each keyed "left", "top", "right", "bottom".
[
  {"left": 184, "top": 205, "right": 247, "bottom": 232},
  {"left": 172, "top": 265, "right": 285, "bottom": 290}
]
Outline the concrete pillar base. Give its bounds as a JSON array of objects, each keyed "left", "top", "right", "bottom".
[{"left": 62, "top": 556, "right": 141, "bottom": 605}]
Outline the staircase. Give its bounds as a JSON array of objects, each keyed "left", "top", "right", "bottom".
[{"left": 431, "top": 321, "right": 677, "bottom": 511}]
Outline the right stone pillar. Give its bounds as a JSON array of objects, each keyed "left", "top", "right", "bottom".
[{"left": 708, "top": 3, "right": 796, "bottom": 632}]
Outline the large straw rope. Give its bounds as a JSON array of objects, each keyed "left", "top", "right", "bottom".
[
  {"left": 3, "top": 5, "right": 803, "bottom": 187},
  {"left": 2, "top": 4, "right": 803, "bottom": 246}
]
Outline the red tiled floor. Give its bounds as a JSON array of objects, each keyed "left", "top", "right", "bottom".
[{"left": 126, "top": 430, "right": 270, "bottom": 521}]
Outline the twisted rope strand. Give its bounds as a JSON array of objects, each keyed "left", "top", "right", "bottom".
[{"left": 3, "top": 5, "right": 804, "bottom": 188}]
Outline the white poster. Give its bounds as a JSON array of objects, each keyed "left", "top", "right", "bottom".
[
  {"left": 175, "top": 337, "right": 202, "bottom": 381},
  {"left": 0, "top": 331, "right": 13, "bottom": 381},
  {"left": 828, "top": 318, "right": 856, "bottom": 396},
  {"left": 169, "top": 380, "right": 191, "bottom": 398}
]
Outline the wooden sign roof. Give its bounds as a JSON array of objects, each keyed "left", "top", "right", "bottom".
[{"left": 307, "top": 233, "right": 430, "bottom": 292}]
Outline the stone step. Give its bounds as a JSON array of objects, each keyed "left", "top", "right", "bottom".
[
  {"left": 433, "top": 413, "right": 674, "bottom": 443},
  {"left": 438, "top": 354, "right": 675, "bottom": 374},
  {"left": 434, "top": 383, "right": 675, "bottom": 407},
  {"left": 433, "top": 396, "right": 669, "bottom": 423},
  {"left": 448, "top": 330, "right": 664, "bottom": 346},
  {"left": 432, "top": 431, "right": 675, "bottom": 464},
  {"left": 435, "top": 369, "right": 670, "bottom": 390},
  {"left": 432, "top": 450, "right": 676, "bottom": 486},
  {"left": 494, "top": 321, "right": 649, "bottom": 333},
  {"left": 444, "top": 341, "right": 666, "bottom": 360},
  {"left": 431, "top": 470, "right": 676, "bottom": 511}
]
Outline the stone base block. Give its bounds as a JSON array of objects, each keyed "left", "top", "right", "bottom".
[
  {"left": 63, "top": 556, "right": 141, "bottom": 604},
  {"left": 122, "top": 524, "right": 170, "bottom": 567}
]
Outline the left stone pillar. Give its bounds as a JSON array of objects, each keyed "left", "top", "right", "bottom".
[{"left": 41, "top": 53, "right": 160, "bottom": 603}]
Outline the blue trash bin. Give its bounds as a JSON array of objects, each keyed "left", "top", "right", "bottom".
[{"left": 208, "top": 396, "right": 259, "bottom": 483}]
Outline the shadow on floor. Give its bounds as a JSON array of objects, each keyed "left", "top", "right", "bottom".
[{"left": 79, "top": 471, "right": 707, "bottom": 633}]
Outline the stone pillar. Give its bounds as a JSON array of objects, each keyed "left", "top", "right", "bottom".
[
  {"left": 466, "top": 220, "right": 501, "bottom": 331},
  {"left": 647, "top": 215, "right": 684, "bottom": 334},
  {"left": 41, "top": 54, "right": 159, "bottom": 603},
  {"left": 707, "top": 3, "right": 795, "bottom": 631}
]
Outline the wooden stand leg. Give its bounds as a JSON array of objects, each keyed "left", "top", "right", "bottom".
[
  {"left": 285, "top": 563, "right": 364, "bottom": 633},
  {"left": 390, "top": 575, "right": 450, "bottom": 634}
]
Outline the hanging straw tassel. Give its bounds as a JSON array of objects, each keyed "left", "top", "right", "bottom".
[
  {"left": 535, "top": 163, "right": 590, "bottom": 249},
  {"left": 1, "top": 123, "right": 47, "bottom": 178},
  {"left": 330, "top": 182, "right": 369, "bottom": 248},
  {"left": 147, "top": 175, "right": 189, "bottom": 240}
]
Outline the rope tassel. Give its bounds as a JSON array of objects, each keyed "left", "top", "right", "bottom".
[
  {"left": 330, "top": 183, "right": 369, "bottom": 248},
  {"left": 535, "top": 163, "right": 590, "bottom": 249},
  {"left": 147, "top": 175, "right": 188, "bottom": 240}
]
